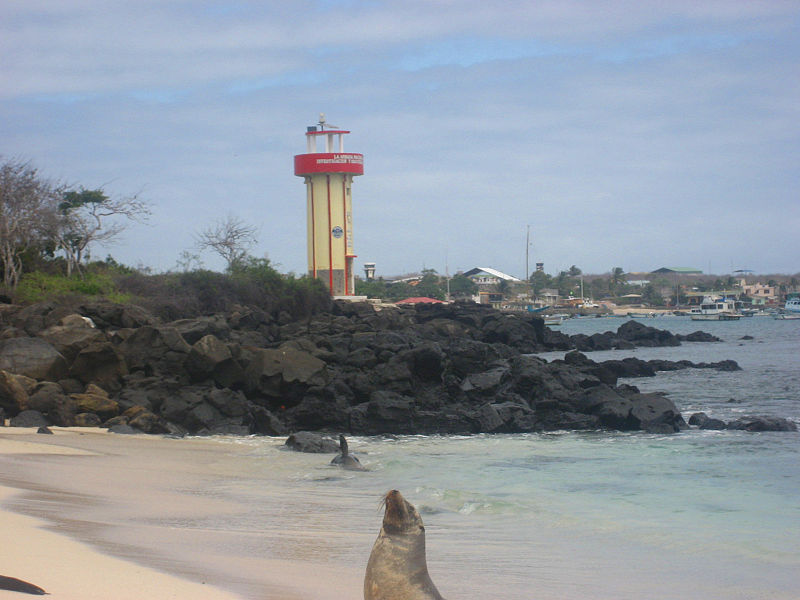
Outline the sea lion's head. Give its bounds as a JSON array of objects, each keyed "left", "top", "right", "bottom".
[{"left": 381, "top": 489, "right": 424, "bottom": 535}]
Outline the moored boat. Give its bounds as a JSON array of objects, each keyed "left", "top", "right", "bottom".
[
  {"left": 784, "top": 297, "right": 800, "bottom": 314},
  {"left": 773, "top": 313, "right": 800, "bottom": 320},
  {"left": 689, "top": 297, "right": 741, "bottom": 321}
]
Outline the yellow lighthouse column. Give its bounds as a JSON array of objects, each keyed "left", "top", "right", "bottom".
[{"left": 294, "top": 115, "right": 364, "bottom": 296}]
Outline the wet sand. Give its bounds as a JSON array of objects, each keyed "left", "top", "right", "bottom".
[{"left": 0, "top": 428, "right": 364, "bottom": 600}]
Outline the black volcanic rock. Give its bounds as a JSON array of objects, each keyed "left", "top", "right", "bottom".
[
  {"left": 726, "top": 416, "right": 797, "bottom": 432},
  {"left": 688, "top": 412, "right": 727, "bottom": 430},
  {"left": 284, "top": 431, "right": 339, "bottom": 453},
  {"left": 10, "top": 409, "right": 49, "bottom": 428},
  {"left": 0, "top": 299, "right": 765, "bottom": 436}
]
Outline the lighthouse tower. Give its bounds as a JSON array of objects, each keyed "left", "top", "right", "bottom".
[{"left": 294, "top": 114, "right": 364, "bottom": 296}]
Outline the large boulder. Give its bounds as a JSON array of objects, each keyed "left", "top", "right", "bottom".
[
  {"left": 0, "top": 370, "right": 31, "bottom": 415},
  {"left": 118, "top": 326, "right": 191, "bottom": 375},
  {"left": 244, "top": 345, "right": 327, "bottom": 398},
  {"left": 479, "top": 314, "right": 543, "bottom": 352},
  {"left": 583, "top": 385, "right": 634, "bottom": 430},
  {"left": 70, "top": 384, "right": 119, "bottom": 421},
  {"left": 627, "top": 393, "right": 686, "bottom": 433},
  {"left": 38, "top": 317, "right": 106, "bottom": 362},
  {"left": 688, "top": 412, "right": 726, "bottom": 430},
  {"left": 285, "top": 392, "right": 350, "bottom": 430},
  {"left": 10, "top": 409, "right": 49, "bottom": 427},
  {"left": 726, "top": 416, "right": 797, "bottom": 432},
  {"left": 27, "top": 382, "right": 76, "bottom": 426},
  {"left": 283, "top": 431, "right": 340, "bottom": 453},
  {"left": 0, "top": 337, "right": 69, "bottom": 381},
  {"left": 158, "top": 386, "right": 255, "bottom": 435},
  {"left": 402, "top": 343, "right": 445, "bottom": 382},
  {"left": 122, "top": 405, "right": 171, "bottom": 434},
  {"left": 460, "top": 364, "right": 511, "bottom": 399},
  {"left": 74, "top": 413, "right": 103, "bottom": 427},
  {"left": 9, "top": 302, "right": 61, "bottom": 335},
  {"left": 350, "top": 391, "right": 416, "bottom": 435},
  {"left": 185, "top": 335, "right": 244, "bottom": 387},
  {"left": 615, "top": 321, "right": 680, "bottom": 347},
  {"left": 70, "top": 342, "right": 128, "bottom": 392},
  {"left": 170, "top": 316, "right": 231, "bottom": 345},
  {"left": 78, "top": 302, "right": 158, "bottom": 330}
]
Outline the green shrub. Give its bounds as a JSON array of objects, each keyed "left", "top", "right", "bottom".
[
  {"left": 15, "top": 271, "right": 129, "bottom": 304},
  {"left": 115, "top": 261, "right": 331, "bottom": 320}
]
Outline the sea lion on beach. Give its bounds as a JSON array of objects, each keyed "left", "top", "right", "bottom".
[
  {"left": 364, "top": 490, "right": 446, "bottom": 600},
  {"left": 330, "top": 435, "right": 367, "bottom": 471},
  {"left": 0, "top": 575, "right": 46, "bottom": 595}
]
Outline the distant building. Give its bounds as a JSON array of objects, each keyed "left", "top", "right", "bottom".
[
  {"left": 539, "top": 288, "right": 560, "bottom": 306},
  {"left": 384, "top": 273, "right": 423, "bottom": 285},
  {"left": 740, "top": 281, "right": 777, "bottom": 300},
  {"left": 651, "top": 267, "right": 703, "bottom": 275},
  {"left": 463, "top": 267, "right": 522, "bottom": 286},
  {"left": 685, "top": 290, "right": 740, "bottom": 305},
  {"left": 363, "top": 262, "right": 376, "bottom": 281},
  {"left": 395, "top": 297, "right": 445, "bottom": 305}
]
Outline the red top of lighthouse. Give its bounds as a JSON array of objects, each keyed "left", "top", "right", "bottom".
[{"left": 294, "top": 115, "right": 364, "bottom": 176}]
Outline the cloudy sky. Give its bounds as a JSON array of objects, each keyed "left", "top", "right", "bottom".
[{"left": 2, "top": 1, "right": 799, "bottom": 279}]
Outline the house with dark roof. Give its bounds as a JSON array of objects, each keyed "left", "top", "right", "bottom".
[{"left": 651, "top": 267, "right": 703, "bottom": 274}]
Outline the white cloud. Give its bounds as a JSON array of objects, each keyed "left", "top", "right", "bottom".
[{"left": 1, "top": 1, "right": 798, "bottom": 276}]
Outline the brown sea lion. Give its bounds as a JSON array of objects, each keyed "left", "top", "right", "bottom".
[
  {"left": 0, "top": 575, "right": 46, "bottom": 595},
  {"left": 330, "top": 435, "right": 367, "bottom": 471},
  {"left": 364, "top": 490, "right": 446, "bottom": 600}
]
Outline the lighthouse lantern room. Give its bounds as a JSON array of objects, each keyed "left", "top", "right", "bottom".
[{"left": 294, "top": 114, "right": 364, "bottom": 296}]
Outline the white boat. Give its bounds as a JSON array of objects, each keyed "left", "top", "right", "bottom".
[
  {"left": 628, "top": 311, "right": 656, "bottom": 318},
  {"left": 689, "top": 297, "right": 741, "bottom": 321},
  {"left": 784, "top": 297, "right": 800, "bottom": 313},
  {"left": 543, "top": 314, "right": 568, "bottom": 326},
  {"left": 773, "top": 313, "right": 800, "bottom": 320}
]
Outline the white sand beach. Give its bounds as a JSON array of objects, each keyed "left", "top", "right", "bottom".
[{"left": 0, "top": 428, "right": 365, "bottom": 600}]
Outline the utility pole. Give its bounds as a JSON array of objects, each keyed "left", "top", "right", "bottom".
[
  {"left": 526, "top": 224, "right": 532, "bottom": 302},
  {"left": 445, "top": 249, "right": 451, "bottom": 302}
]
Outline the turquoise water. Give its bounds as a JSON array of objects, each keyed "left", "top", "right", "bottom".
[{"left": 198, "top": 316, "right": 800, "bottom": 599}]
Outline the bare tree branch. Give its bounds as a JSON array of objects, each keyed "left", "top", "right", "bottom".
[
  {"left": 53, "top": 188, "right": 151, "bottom": 276},
  {"left": 0, "top": 157, "right": 61, "bottom": 289},
  {"left": 194, "top": 214, "right": 258, "bottom": 270}
]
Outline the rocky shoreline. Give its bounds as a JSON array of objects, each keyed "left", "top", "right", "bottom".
[{"left": 0, "top": 300, "right": 795, "bottom": 436}]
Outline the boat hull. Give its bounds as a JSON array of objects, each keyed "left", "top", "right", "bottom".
[{"left": 690, "top": 313, "right": 741, "bottom": 321}]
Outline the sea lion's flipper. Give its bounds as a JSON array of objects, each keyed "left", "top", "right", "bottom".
[
  {"left": 0, "top": 575, "right": 47, "bottom": 595},
  {"left": 339, "top": 434, "right": 349, "bottom": 457}
]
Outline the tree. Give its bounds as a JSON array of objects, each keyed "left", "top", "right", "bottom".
[
  {"left": 641, "top": 283, "right": 665, "bottom": 306},
  {"left": 195, "top": 214, "right": 258, "bottom": 271},
  {"left": 175, "top": 250, "right": 203, "bottom": 272},
  {"left": 354, "top": 277, "right": 388, "bottom": 299},
  {"left": 497, "top": 278, "right": 511, "bottom": 298},
  {"left": 414, "top": 269, "right": 445, "bottom": 300},
  {"left": 0, "top": 158, "right": 61, "bottom": 289},
  {"left": 529, "top": 270, "right": 551, "bottom": 295},
  {"left": 568, "top": 265, "right": 582, "bottom": 277},
  {"left": 53, "top": 187, "right": 151, "bottom": 277},
  {"left": 448, "top": 274, "right": 478, "bottom": 299},
  {"left": 610, "top": 267, "right": 626, "bottom": 294}
]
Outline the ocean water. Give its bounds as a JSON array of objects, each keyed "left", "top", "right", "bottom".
[
  {"left": 5, "top": 316, "right": 798, "bottom": 599},
  {"left": 192, "top": 316, "right": 800, "bottom": 599}
]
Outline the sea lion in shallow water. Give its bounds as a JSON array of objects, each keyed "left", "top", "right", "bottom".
[
  {"left": 0, "top": 575, "right": 46, "bottom": 595},
  {"left": 364, "top": 490, "right": 446, "bottom": 600},
  {"left": 330, "top": 435, "right": 367, "bottom": 471}
]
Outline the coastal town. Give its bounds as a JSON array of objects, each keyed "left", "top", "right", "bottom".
[{"left": 352, "top": 264, "right": 800, "bottom": 317}]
